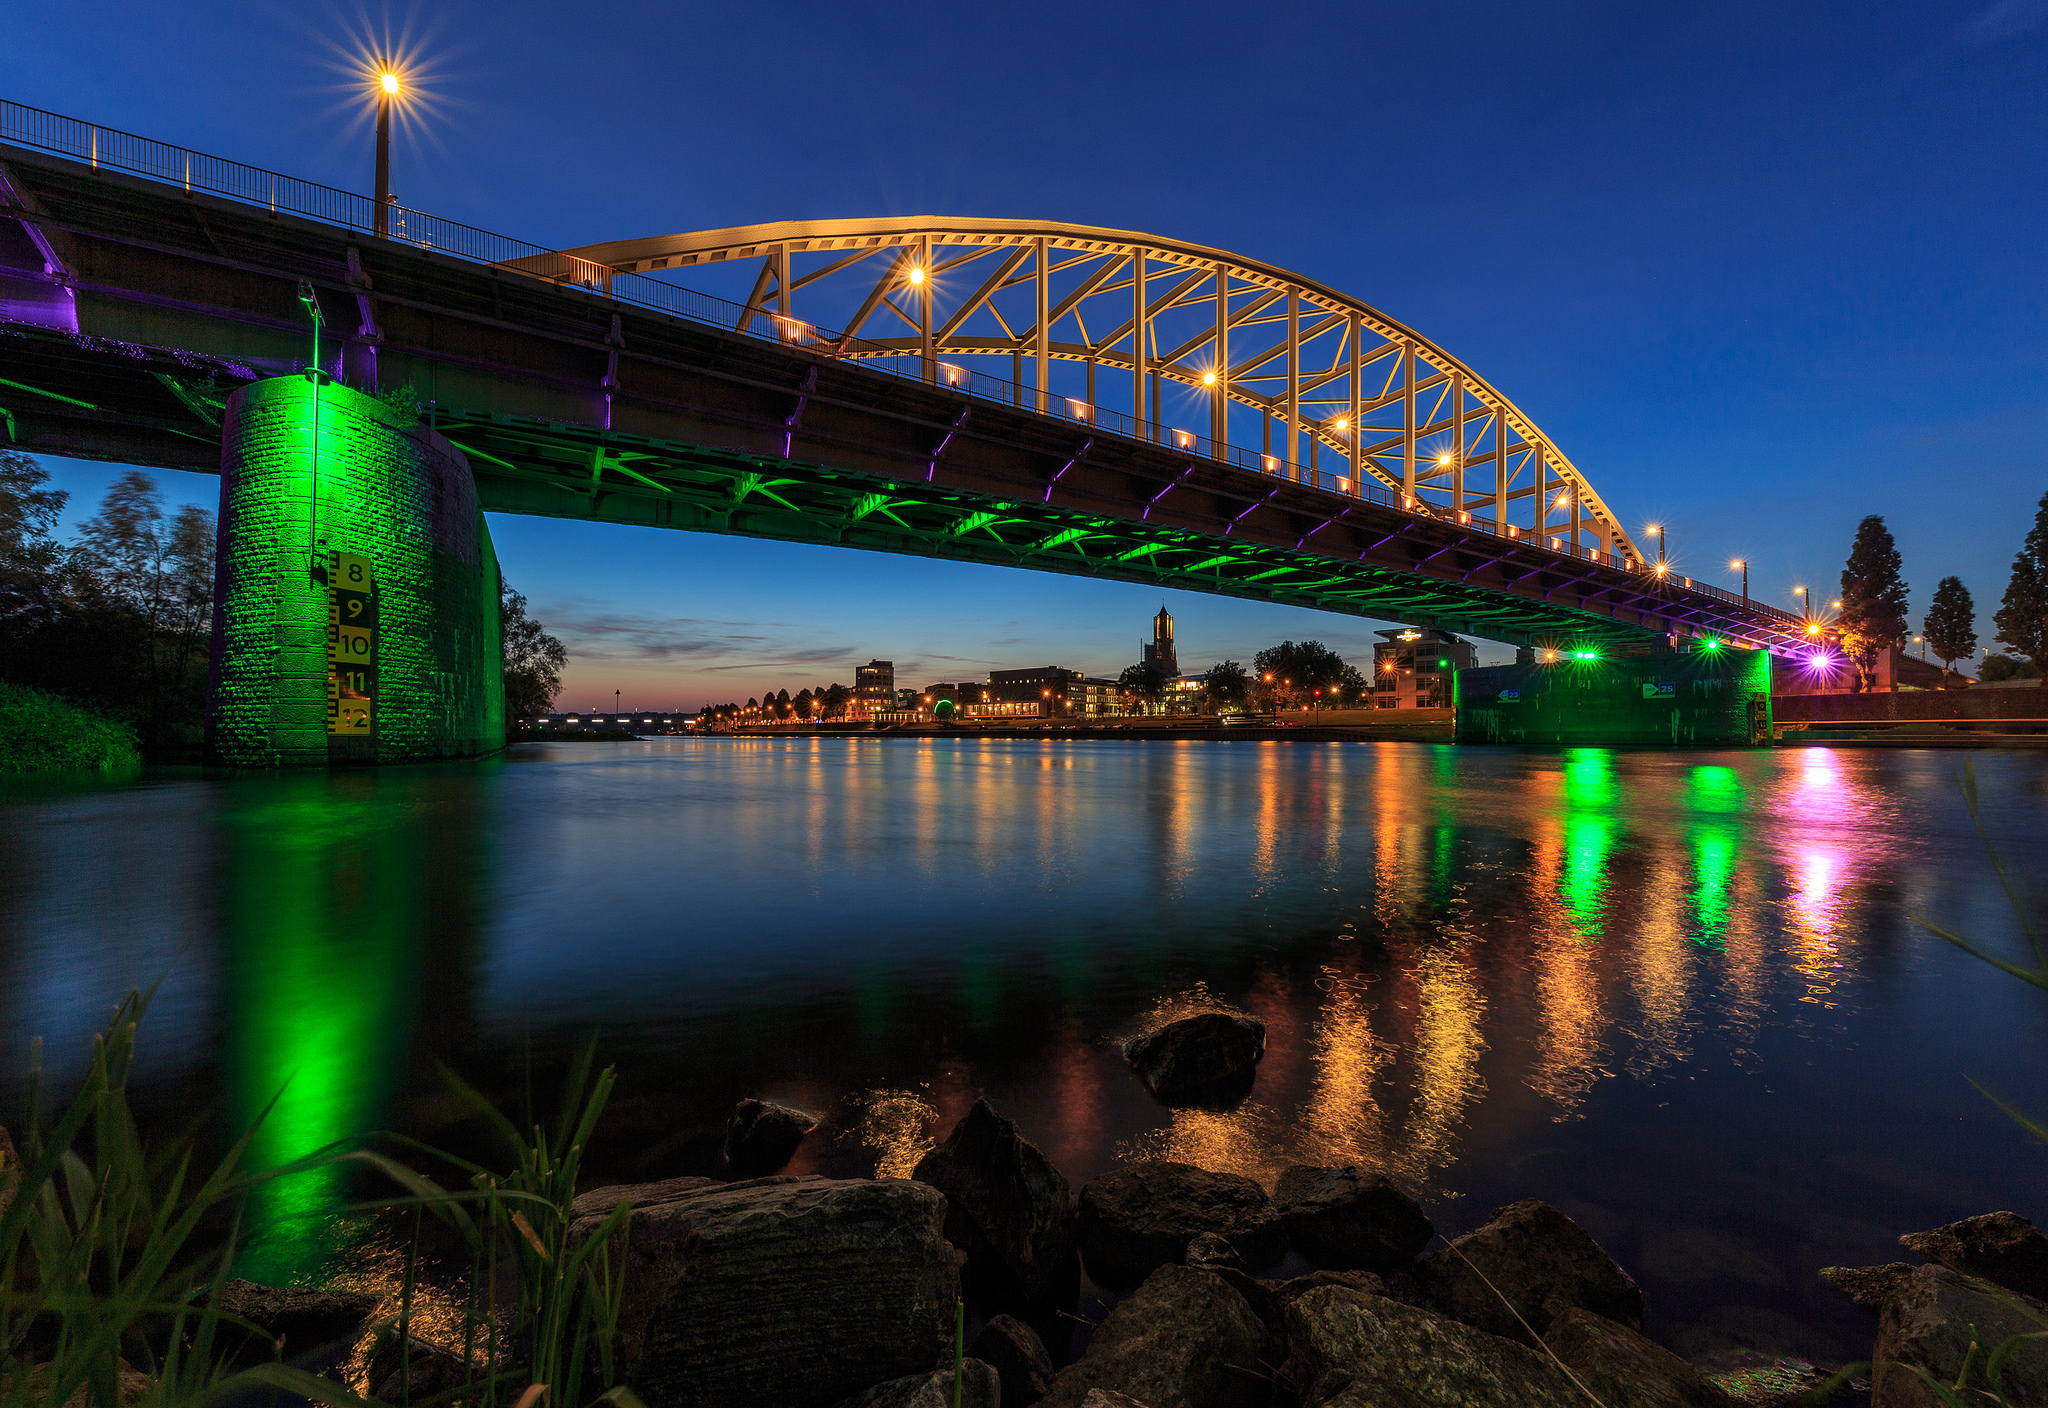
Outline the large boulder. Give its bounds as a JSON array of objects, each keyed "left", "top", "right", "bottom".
[
  {"left": 912, "top": 1098, "right": 1078, "bottom": 1307},
  {"left": 569, "top": 1175, "right": 717, "bottom": 1218},
  {"left": 1123, "top": 1014, "right": 1265, "bottom": 1102},
  {"left": 1078, "top": 1162, "right": 1280, "bottom": 1287},
  {"left": 1838, "top": 1262, "right": 2048, "bottom": 1408},
  {"left": 972, "top": 1313, "right": 1056, "bottom": 1407},
  {"left": 1040, "top": 1264, "right": 1266, "bottom": 1408},
  {"left": 833, "top": 1361, "right": 1000, "bottom": 1408},
  {"left": 1542, "top": 1306, "right": 1734, "bottom": 1408},
  {"left": 723, "top": 1098, "right": 820, "bottom": 1178},
  {"left": 1899, "top": 1211, "right": 2048, "bottom": 1302},
  {"left": 1413, "top": 1199, "right": 1644, "bottom": 1345},
  {"left": 1272, "top": 1165, "right": 1433, "bottom": 1271},
  {"left": 569, "top": 1175, "right": 961, "bottom": 1408},
  {"left": 1281, "top": 1283, "right": 1584, "bottom": 1407},
  {"left": 216, "top": 1279, "right": 378, "bottom": 1364}
]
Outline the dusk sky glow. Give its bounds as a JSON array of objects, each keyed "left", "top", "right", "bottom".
[{"left": 12, "top": 1, "right": 2045, "bottom": 708}]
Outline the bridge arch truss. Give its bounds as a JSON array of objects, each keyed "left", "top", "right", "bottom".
[{"left": 517, "top": 218, "right": 1643, "bottom": 564}]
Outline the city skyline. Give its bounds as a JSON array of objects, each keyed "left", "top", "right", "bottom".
[{"left": 13, "top": 0, "right": 2045, "bottom": 707}]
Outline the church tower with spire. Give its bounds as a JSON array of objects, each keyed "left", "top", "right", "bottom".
[{"left": 1142, "top": 604, "right": 1178, "bottom": 675}]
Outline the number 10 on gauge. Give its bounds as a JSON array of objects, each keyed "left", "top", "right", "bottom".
[{"left": 327, "top": 552, "right": 376, "bottom": 735}]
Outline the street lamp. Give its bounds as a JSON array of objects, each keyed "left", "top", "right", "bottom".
[
  {"left": 1730, "top": 559, "right": 1747, "bottom": 604},
  {"left": 1647, "top": 524, "right": 1665, "bottom": 569},
  {"left": 374, "top": 70, "right": 399, "bottom": 236},
  {"left": 1795, "top": 585, "right": 1808, "bottom": 619}
]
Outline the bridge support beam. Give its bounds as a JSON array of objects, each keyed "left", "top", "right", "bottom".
[{"left": 206, "top": 375, "right": 505, "bottom": 767}]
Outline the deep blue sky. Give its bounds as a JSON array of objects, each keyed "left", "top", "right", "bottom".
[{"left": 11, "top": 1, "right": 2045, "bottom": 707}]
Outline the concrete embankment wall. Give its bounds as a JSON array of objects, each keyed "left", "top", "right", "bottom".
[
  {"left": 1774, "top": 686, "right": 2046, "bottom": 726},
  {"left": 207, "top": 376, "right": 505, "bottom": 767}
]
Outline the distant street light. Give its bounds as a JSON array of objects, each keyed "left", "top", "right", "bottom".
[
  {"left": 374, "top": 70, "right": 399, "bottom": 236},
  {"left": 1730, "top": 559, "right": 1747, "bottom": 604}
]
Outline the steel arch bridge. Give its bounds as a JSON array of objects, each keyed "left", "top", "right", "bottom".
[
  {"left": 0, "top": 100, "right": 1806, "bottom": 658},
  {"left": 514, "top": 218, "right": 1641, "bottom": 564}
]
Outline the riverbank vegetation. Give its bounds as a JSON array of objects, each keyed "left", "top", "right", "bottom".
[
  {"left": 0, "top": 993, "right": 641, "bottom": 1408},
  {"left": 0, "top": 682, "right": 141, "bottom": 774},
  {"left": 0, "top": 454, "right": 215, "bottom": 756}
]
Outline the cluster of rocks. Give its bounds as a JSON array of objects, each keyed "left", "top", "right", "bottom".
[{"left": 184, "top": 1013, "right": 2048, "bottom": 1408}]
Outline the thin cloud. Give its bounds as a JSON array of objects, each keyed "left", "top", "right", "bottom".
[{"left": 1964, "top": 0, "right": 2047, "bottom": 43}]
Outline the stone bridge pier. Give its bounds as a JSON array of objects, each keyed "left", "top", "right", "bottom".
[{"left": 207, "top": 375, "right": 505, "bottom": 766}]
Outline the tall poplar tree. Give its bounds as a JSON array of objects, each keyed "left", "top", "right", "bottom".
[
  {"left": 1922, "top": 576, "right": 1976, "bottom": 676},
  {"left": 1993, "top": 490, "right": 2048, "bottom": 668},
  {"left": 1838, "top": 515, "right": 1909, "bottom": 692}
]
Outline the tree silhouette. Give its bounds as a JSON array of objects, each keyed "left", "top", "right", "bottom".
[
  {"left": 1922, "top": 576, "right": 1977, "bottom": 676},
  {"left": 501, "top": 584, "right": 567, "bottom": 723},
  {"left": 1993, "top": 489, "right": 2048, "bottom": 669},
  {"left": 1203, "top": 659, "right": 1250, "bottom": 711},
  {"left": 1838, "top": 515, "right": 1909, "bottom": 692}
]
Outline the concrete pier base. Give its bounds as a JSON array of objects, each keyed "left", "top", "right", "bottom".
[
  {"left": 207, "top": 375, "right": 505, "bottom": 766},
  {"left": 1455, "top": 643, "right": 1771, "bottom": 746}
]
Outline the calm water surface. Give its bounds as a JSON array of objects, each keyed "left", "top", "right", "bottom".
[{"left": 4, "top": 738, "right": 2046, "bottom": 1363}]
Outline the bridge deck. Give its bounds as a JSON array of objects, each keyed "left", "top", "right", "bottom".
[{"left": 0, "top": 139, "right": 1805, "bottom": 651}]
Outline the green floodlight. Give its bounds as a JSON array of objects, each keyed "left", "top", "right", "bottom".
[
  {"left": 1438, "top": 658, "right": 1448, "bottom": 667},
  {"left": 1572, "top": 649, "right": 1599, "bottom": 661},
  {"left": 1702, "top": 638, "right": 1720, "bottom": 651}
]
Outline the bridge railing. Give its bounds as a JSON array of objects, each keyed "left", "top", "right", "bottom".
[{"left": 1, "top": 97, "right": 1803, "bottom": 635}]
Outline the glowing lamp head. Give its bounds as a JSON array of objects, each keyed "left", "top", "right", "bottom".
[
  {"left": 1805, "top": 623, "right": 1820, "bottom": 636},
  {"left": 1655, "top": 562, "right": 1668, "bottom": 575},
  {"left": 1730, "top": 559, "right": 1744, "bottom": 569},
  {"left": 1334, "top": 418, "right": 1347, "bottom": 430},
  {"left": 1202, "top": 370, "right": 1217, "bottom": 385},
  {"left": 380, "top": 72, "right": 399, "bottom": 95},
  {"left": 907, "top": 266, "right": 925, "bottom": 286},
  {"left": 1437, "top": 452, "right": 1452, "bottom": 466}
]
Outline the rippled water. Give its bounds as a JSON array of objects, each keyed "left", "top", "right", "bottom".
[{"left": 3, "top": 738, "right": 2045, "bottom": 1363}]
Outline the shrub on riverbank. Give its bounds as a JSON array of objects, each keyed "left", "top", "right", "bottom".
[{"left": 0, "top": 682, "right": 141, "bottom": 774}]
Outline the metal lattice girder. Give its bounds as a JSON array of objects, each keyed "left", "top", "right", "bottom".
[
  {"left": 509, "top": 217, "right": 1639, "bottom": 560},
  {"left": 434, "top": 408, "right": 1709, "bottom": 650}
]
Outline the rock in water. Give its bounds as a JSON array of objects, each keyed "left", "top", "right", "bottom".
[
  {"left": 1282, "top": 1283, "right": 1584, "bottom": 1407},
  {"left": 1900, "top": 1211, "right": 2048, "bottom": 1302},
  {"left": 1078, "top": 1161, "right": 1280, "bottom": 1287},
  {"left": 1542, "top": 1306, "right": 1733, "bottom": 1408},
  {"left": 1272, "top": 1165, "right": 1433, "bottom": 1271},
  {"left": 1040, "top": 1264, "right": 1266, "bottom": 1408},
  {"left": 1864, "top": 1263, "right": 2048, "bottom": 1408},
  {"left": 216, "top": 1279, "right": 379, "bottom": 1363},
  {"left": 972, "top": 1314, "right": 1056, "bottom": 1407},
  {"left": 1820, "top": 1261, "right": 1919, "bottom": 1310},
  {"left": 569, "top": 1175, "right": 961, "bottom": 1408},
  {"left": 833, "top": 1360, "right": 1001, "bottom": 1408},
  {"left": 0, "top": 1124, "right": 17, "bottom": 1220},
  {"left": 912, "top": 1097, "right": 1078, "bottom": 1307},
  {"left": 1123, "top": 1013, "right": 1265, "bottom": 1101},
  {"left": 723, "top": 1098, "right": 820, "bottom": 1178},
  {"left": 1413, "top": 1199, "right": 1644, "bottom": 1344}
]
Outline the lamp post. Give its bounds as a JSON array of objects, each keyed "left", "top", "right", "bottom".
[
  {"left": 373, "top": 71, "right": 397, "bottom": 237},
  {"left": 1647, "top": 524, "right": 1665, "bottom": 569},
  {"left": 1730, "top": 559, "right": 1747, "bottom": 604},
  {"left": 1795, "top": 585, "right": 1808, "bottom": 621}
]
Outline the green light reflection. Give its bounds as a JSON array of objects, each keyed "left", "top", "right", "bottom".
[
  {"left": 1559, "top": 750, "right": 1617, "bottom": 936},
  {"left": 225, "top": 778, "right": 421, "bottom": 1285},
  {"left": 1691, "top": 824, "right": 1738, "bottom": 951}
]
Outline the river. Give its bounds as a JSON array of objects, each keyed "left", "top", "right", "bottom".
[{"left": 3, "top": 737, "right": 2044, "bottom": 1365}]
